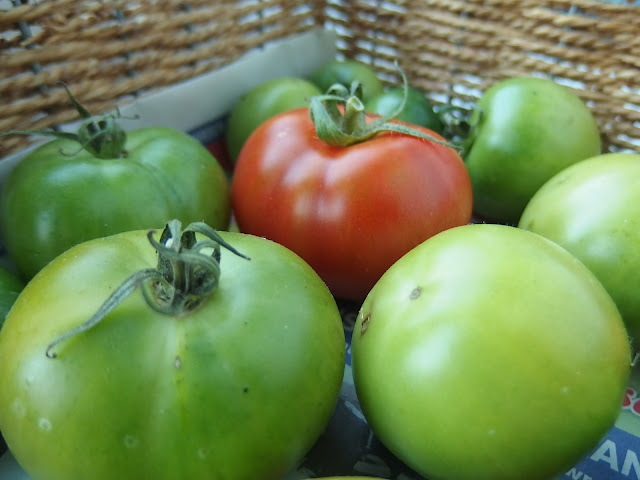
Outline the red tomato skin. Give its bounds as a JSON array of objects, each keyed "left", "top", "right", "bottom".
[{"left": 231, "top": 107, "right": 473, "bottom": 300}]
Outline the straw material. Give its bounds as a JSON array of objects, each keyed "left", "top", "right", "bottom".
[{"left": 1, "top": 0, "right": 639, "bottom": 157}]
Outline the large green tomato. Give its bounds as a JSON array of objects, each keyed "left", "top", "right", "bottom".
[
  {"left": 352, "top": 223, "right": 630, "bottom": 480},
  {"left": 0, "top": 222, "right": 345, "bottom": 480},
  {"left": 463, "top": 76, "right": 601, "bottom": 224},
  {"left": 0, "top": 126, "right": 230, "bottom": 280},
  {"left": 225, "top": 77, "right": 322, "bottom": 161},
  {"left": 519, "top": 152, "right": 640, "bottom": 350}
]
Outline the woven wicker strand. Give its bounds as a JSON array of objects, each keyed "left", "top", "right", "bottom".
[{"left": 1, "top": 0, "right": 638, "bottom": 158}]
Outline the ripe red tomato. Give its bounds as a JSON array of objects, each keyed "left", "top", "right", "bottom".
[{"left": 231, "top": 104, "right": 472, "bottom": 301}]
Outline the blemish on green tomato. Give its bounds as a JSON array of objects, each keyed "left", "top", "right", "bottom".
[
  {"left": 409, "top": 287, "right": 422, "bottom": 299},
  {"left": 360, "top": 313, "right": 371, "bottom": 335}
]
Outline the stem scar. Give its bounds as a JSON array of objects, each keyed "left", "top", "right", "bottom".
[{"left": 360, "top": 313, "right": 371, "bottom": 335}]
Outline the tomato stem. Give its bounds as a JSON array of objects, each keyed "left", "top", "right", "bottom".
[
  {"left": 308, "top": 62, "right": 457, "bottom": 149},
  {"left": 0, "top": 82, "right": 131, "bottom": 159},
  {"left": 45, "top": 220, "right": 249, "bottom": 359}
]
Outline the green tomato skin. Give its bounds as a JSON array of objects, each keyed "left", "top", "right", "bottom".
[
  {"left": 365, "top": 87, "right": 444, "bottom": 134},
  {"left": 0, "top": 127, "right": 231, "bottom": 280},
  {"left": 464, "top": 77, "right": 601, "bottom": 224},
  {"left": 352, "top": 224, "right": 630, "bottom": 480},
  {"left": 0, "top": 230, "right": 346, "bottom": 480},
  {"left": 0, "top": 265, "right": 22, "bottom": 456},
  {"left": 225, "top": 77, "right": 321, "bottom": 161},
  {"left": 309, "top": 60, "right": 384, "bottom": 101},
  {"left": 519, "top": 152, "right": 640, "bottom": 350},
  {"left": 0, "top": 266, "right": 24, "bottom": 329}
]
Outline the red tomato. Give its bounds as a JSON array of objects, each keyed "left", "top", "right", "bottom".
[{"left": 231, "top": 106, "right": 472, "bottom": 301}]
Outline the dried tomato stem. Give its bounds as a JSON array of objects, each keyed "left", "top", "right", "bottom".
[
  {"left": 45, "top": 220, "right": 249, "bottom": 359},
  {"left": 308, "top": 62, "right": 457, "bottom": 149},
  {"left": 0, "top": 82, "right": 129, "bottom": 159}
]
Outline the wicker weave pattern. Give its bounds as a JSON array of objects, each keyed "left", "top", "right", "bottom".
[
  {"left": 1, "top": 0, "right": 639, "bottom": 157},
  {"left": 0, "top": 0, "right": 323, "bottom": 157}
]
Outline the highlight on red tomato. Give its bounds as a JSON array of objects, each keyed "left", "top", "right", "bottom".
[
  {"left": 519, "top": 152, "right": 640, "bottom": 351},
  {"left": 352, "top": 223, "right": 631, "bottom": 480},
  {"left": 231, "top": 76, "right": 473, "bottom": 301},
  {"left": 0, "top": 220, "right": 346, "bottom": 480}
]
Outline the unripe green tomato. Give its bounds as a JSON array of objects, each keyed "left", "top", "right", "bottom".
[
  {"left": 464, "top": 76, "right": 601, "bottom": 224},
  {"left": 0, "top": 127, "right": 231, "bottom": 280},
  {"left": 352, "top": 223, "right": 630, "bottom": 480},
  {"left": 225, "top": 77, "right": 321, "bottom": 161},
  {"left": 365, "top": 87, "right": 443, "bottom": 134},
  {"left": 0, "top": 229, "right": 346, "bottom": 480},
  {"left": 309, "top": 60, "right": 384, "bottom": 101},
  {"left": 520, "top": 152, "right": 640, "bottom": 350}
]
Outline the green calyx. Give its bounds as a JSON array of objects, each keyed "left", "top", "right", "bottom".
[
  {"left": 1, "top": 83, "right": 129, "bottom": 159},
  {"left": 437, "top": 104, "right": 477, "bottom": 155},
  {"left": 309, "top": 63, "right": 456, "bottom": 149},
  {"left": 45, "top": 220, "right": 249, "bottom": 359}
]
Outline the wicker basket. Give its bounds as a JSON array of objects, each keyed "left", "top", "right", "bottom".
[{"left": 1, "top": 0, "right": 639, "bottom": 159}]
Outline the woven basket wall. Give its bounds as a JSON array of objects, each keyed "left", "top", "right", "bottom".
[{"left": 1, "top": 0, "right": 639, "bottom": 159}]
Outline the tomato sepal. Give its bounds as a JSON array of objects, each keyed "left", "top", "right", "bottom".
[
  {"left": 309, "top": 63, "right": 456, "bottom": 150},
  {"left": 45, "top": 220, "right": 249, "bottom": 359},
  {"left": 0, "top": 83, "right": 131, "bottom": 159}
]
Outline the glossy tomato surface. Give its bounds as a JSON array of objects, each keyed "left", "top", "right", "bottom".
[
  {"left": 231, "top": 107, "right": 473, "bottom": 301},
  {"left": 352, "top": 223, "right": 630, "bottom": 480},
  {"left": 0, "top": 127, "right": 230, "bottom": 280},
  {"left": 463, "top": 77, "right": 601, "bottom": 224},
  {"left": 0, "top": 229, "right": 346, "bottom": 480},
  {"left": 519, "top": 152, "right": 640, "bottom": 350}
]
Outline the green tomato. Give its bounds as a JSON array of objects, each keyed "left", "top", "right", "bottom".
[
  {"left": 365, "top": 87, "right": 443, "bottom": 134},
  {"left": 0, "top": 127, "right": 230, "bottom": 280},
  {"left": 463, "top": 76, "right": 601, "bottom": 224},
  {"left": 0, "top": 264, "right": 23, "bottom": 457},
  {"left": 225, "top": 77, "right": 321, "bottom": 161},
  {"left": 352, "top": 223, "right": 630, "bottom": 480},
  {"left": 0, "top": 265, "right": 24, "bottom": 329},
  {"left": 0, "top": 224, "right": 345, "bottom": 480},
  {"left": 519, "top": 152, "right": 640, "bottom": 350},
  {"left": 309, "top": 60, "right": 384, "bottom": 101}
]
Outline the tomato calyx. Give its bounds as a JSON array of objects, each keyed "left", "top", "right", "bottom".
[
  {"left": 437, "top": 104, "right": 476, "bottom": 152},
  {"left": 0, "top": 82, "right": 130, "bottom": 159},
  {"left": 44, "top": 219, "right": 249, "bottom": 359},
  {"left": 309, "top": 63, "right": 456, "bottom": 149}
]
